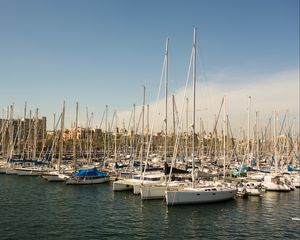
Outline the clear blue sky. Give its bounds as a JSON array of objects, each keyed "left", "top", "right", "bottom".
[{"left": 0, "top": 0, "right": 299, "bottom": 128}]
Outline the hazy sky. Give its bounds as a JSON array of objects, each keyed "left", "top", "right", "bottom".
[{"left": 0, "top": 0, "right": 299, "bottom": 131}]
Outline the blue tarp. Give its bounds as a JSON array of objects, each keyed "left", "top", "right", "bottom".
[
  {"left": 288, "top": 165, "right": 300, "bottom": 172},
  {"left": 74, "top": 167, "right": 108, "bottom": 177}
]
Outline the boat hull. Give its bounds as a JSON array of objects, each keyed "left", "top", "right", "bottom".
[
  {"left": 166, "top": 187, "right": 237, "bottom": 205},
  {"left": 66, "top": 176, "right": 110, "bottom": 185},
  {"left": 246, "top": 188, "right": 261, "bottom": 196},
  {"left": 41, "top": 173, "right": 68, "bottom": 182},
  {"left": 16, "top": 169, "right": 42, "bottom": 176},
  {"left": 112, "top": 179, "right": 139, "bottom": 191},
  {"left": 140, "top": 185, "right": 167, "bottom": 199},
  {"left": 5, "top": 169, "right": 18, "bottom": 175},
  {"left": 264, "top": 183, "right": 290, "bottom": 191}
]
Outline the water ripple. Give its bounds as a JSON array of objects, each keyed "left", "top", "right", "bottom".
[{"left": 0, "top": 175, "right": 299, "bottom": 240}]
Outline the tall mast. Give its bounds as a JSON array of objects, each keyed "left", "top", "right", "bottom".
[
  {"left": 33, "top": 108, "right": 38, "bottom": 160},
  {"left": 88, "top": 112, "right": 93, "bottom": 164},
  {"left": 274, "top": 110, "right": 278, "bottom": 172},
  {"left": 185, "top": 97, "right": 189, "bottom": 165},
  {"left": 114, "top": 111, "right": 118, "bottom": 165},
  {"left": 223, "top": 96, "right": 226, "bottom": 179},
  {"left": 247, "top": 96, "right": 251, "bottom": 166},
  {"left": 22, "top": 102, "right": 27, "bottom": 158},
  {"left": 51, "top": 113, "right": 56, "bottom": 161},
  {"left": 103, "top": 105, "right": 108, "bottom": 168},
  {"left": 27, "top": 110, "right": 32, "bottom": 159},
  {"left": 140, "top": 86, "right": 145, "bottom": 173},
  {"left": 146, "top": 104, "right": 150, "bottom": 146},
  {"left": 192, "top": 27, "right": 197, "bottom": 187},
  {"left": 8, "top": 105, "right": 14, "bottom": 160},
  {"left": 256, "top": 111, "right": 260, "bottom": 170},
  {"left": 164, "top": 37, "right": 169, "bottom": 165},
  {"left": 132, "top": 103, "right": 136, "bottom": 160},
  {"left": 58, "top": 101, "right": 65, "bottom": 173},
  {"left": 73, "top": 102, "right": 78, "bottom": 165}
]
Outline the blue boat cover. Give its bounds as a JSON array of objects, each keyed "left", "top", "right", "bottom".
[
  {"left": 74, "top": 167, "right": 108, "bottom": 177},
  {"left": 288, "top": 165, "right": 300, "bottom": 172}
]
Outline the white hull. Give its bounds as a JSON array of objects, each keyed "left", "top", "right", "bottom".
[
  {"left": 113, "top": 179, "right": 140, "bottom": 191},
  {"left": 17, "top": 170, "right": 40, "bottom": 176},
  {"left": 134, "top": 179, "right": 168, "bottom": 195},
  {"left": 114, "top": 172, "right": 165, "bottom": 193},
  {"left": 246, "top": 188, "right": 261, "bottom": 196},
  {"left": 42, "top": 174, "right": 64, "bottom": 182},
  {"left": 5, "top": 169, "right": 18, "bottom": 175},
  {"left": 264, "top": 183, "right": 290, "bottom": 191},
  {"left": 15, "top": 168, "right": 45, "bottom": 176},
  {"left": 263, "top": 175, "right": 291, "bottom": 191},
  {"left": 66, "top": 176, "right": 110, "bottom": 185},
  {"left": 41, "top": 173, "right": 69, "bottom": 182},
  {"left": 166, "top": 187, "right": 237, "bottom": 206},
  {"left": 140, "top": 182, "right": 186, "bottom": 200},
  {"left": 140, "top": 185, "right": 167, "bottom": 199}
]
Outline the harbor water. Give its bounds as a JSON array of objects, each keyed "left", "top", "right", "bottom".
[{"left": 0, "top": 175, "right": 299, "bottom": 240}]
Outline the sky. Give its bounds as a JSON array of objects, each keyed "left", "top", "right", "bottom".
[{"left": 0, "top": 0, "right": 299, "bottom": 133}]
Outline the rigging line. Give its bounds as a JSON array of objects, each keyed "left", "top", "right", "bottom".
[
  {"left": 168, "top": 46, "right": 194, "bottom": 184},
  {"left": 141, "top": 48, "right": 167, "bottom": 181}
]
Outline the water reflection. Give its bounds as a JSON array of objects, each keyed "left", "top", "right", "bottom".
[{"left": 0, "top": 175, "right": 299, "bottom": 240}]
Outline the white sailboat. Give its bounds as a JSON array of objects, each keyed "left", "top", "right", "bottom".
[
  {"left": 166, "top": 28, "right": 237, "bottom": 206},
  {"left": 262, "top": 112, "right": 291, "bottom": 192},
  {"left": 139, "top": 37, "right": 190, "bottom": 200},
  {"left": 263, "top": 174, "right": 290, "bottom": 191},
  {"left": 139, "top": 37, "right": 171, "bottom": 199},
  {"left": 42, "top": 102, "right": 70, "bottom": 182},
  {"left": 166, "top": 185, "right": 237, "bottom": 205},
  {"left": 113, "top": 86, "right": 160, "bottom": 192}
]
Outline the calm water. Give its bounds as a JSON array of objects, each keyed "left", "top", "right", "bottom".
[{"left": 0, "top": 175, "right": 299, "bottom": 240}]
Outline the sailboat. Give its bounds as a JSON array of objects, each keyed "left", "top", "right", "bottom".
[
  {"left": 42, "top": 102, "right": 70, "bottom": 182},
  {"left": 113, "top": 87, "right": 165, "bottom": 192},
  {"left": 262, "top": 111, "right": 291, "bottom": 191},
  {"left": 165, "top": 28, "right": 237, "bottom": 206},
  {"left": 66, "top": 105, "right": 109, "bottom": 185},
  {"left": 139, "top": 37, "right": 190, "bottom": 200},
  {"left": 65, "top": 167, "right": 109, "bottom": 185}
]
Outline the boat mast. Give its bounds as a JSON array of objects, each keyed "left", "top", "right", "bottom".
[
  {"left": 185, "top": 97, "right": 189, "bottom": 166},
  {"left": 132, "top": 103, "right": 136, "bottom": 162},
  {"left": 256, "top": 111, "right": 260, "bottom": 170},
  {"left": 8, "top": 105, "right": 14, "bottom": 160},
  {"left": 140, "top": 86, "right": 145, "bottom": 173},
  {"left": 274, "top": 110, "right": 278, "bottom": 172},
  {"left": 58, "top": 101, "right": 65, "bottom": 173},
  {"left": 103, "top": 105, "right": 108, "bottom": 168},
  {"left": 114, "top": 111, "right": 118, "bottom": 165},
  {"left": 223, "top": 96, "right": 226, "bottom": 179},
  {"left": 146, "top": 103, "right": 150, "bottom": 147},
  {"left": 192, "top": 27, "right": 197, "bottom": 187},
  {"left": 164, "top": 37, "right": 169, "bottom": 166},
  {"left": 27, "top": 110, "right": 32, "bottom": 159},
  {"left": 73, "top": 102, "right": 78, "bottom": 168},
  {"left": 33, "top": 108, "right": 38, "bottom": 160},
  {"left": 51, "top": 113, "right": 56, "bottom": 162},
  {"left": 247, "top": 96, "right": 251, "bottom": 166}
]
